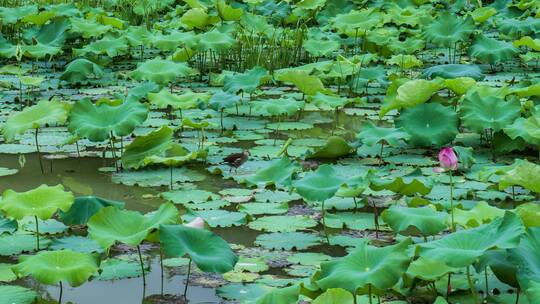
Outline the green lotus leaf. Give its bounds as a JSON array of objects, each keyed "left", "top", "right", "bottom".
[
  {"left": 515, "top": 203, "right": 540, "bottom": 227},
  {"left": 254, "top": 98, "right": 305, "bottom": 117},
  {"left": 129, "top": 58, "right": 196, "bottom": 85},
  {"left": 69, "top": 17, "right": 111, "bottom": 39},
  {"left": 470, "top": 35, "right": 518, "bottom": 65},
  {"left": 312, "top": 288, "right": 354, "bottom": 304},
  {"left": 60, "top": 58, "right": 104, "bottom": 84},
  {"left": 317, "top": 238, "right": 412, "bottom": 294},
  {"left": 460, "top": 91, "right": 520, "bottom": 133},
  {"left": 499, "top": 17, "right": 540, "bottom": 38},
  {"left": 277, "top": 70, "right": 327, "bottom": 96},
  {"left": 508, "top": 227, "right": 540, "bottom": 289},
  {"left": 0, "top": 285, "right": 37, "bottom": 304},
  {"left": 125, "top": 25, "right": 152, "bottom": 47},
  {"left": 49, "top": 236, "right": 104, "bottom": 254},
  {"left": 309, "top": 93, "right": 351, "bottom": 110},
  {"left": 417, "top": 212, "right": 524, "bottom": 268},
  {"left": 73, "top": 36, "right": 128, "bottom": 57},
  {"left": 209, "top": 90, "right": 242, "bottom": 111},
  {"left": 348, "top": 65, "right": 388, "bottom": 92},
  {"left": 396, "top": 102, "right": 459, "bottom": 147},
  {"left": 0, "top": 264, "right": 17, "bottom": 282},
  {"left": 0, "top": 34, "right": 16, "bottom": 58},
  {"left": 2, "top": 99, "right": 70, "bottom": 142},
  {"left": 68, "top": 98, "right": 148, "bottom": 142},
  {"left": 370, "top": 168, "right": 433, "bottom": 196},
  {"left": 182, "top": 209, "right": 246, "bottom": 228},
  {"left": 406, "top": 257, "right": 457, "bottom": 282},
  {"left": 58, "top": 196, "right": 125, "bottom": 225},
  {"left": 379, "top": 77, "right": 408, "bottom": 116},
  {"left": 243, "top": 157, "right": 300, "bottom": 188},
  {"left": 31, "top": 17, "right": 69, "bottom": 46},
  {"left": 453, "top": 201, "right": 505, "bottom": 228},
  {"left": 87, "top": 202, "right": 178, "bottom": 249},
  {"left": 445, "top": 77, "right": 476, "bottom": 95},
  {"left": 0, "top": 184, "right": 74, "bottom": 220},
  {"left": 149, "top": 30, "right": 195, "bottom": 51},
  {"left": 0, "top": 6, "right": 37, "bottom": 25},
  {"left": 294, "top": 165, "right": 346, "bottom": 202},
  {"left": 397, "top": 79, "right": 444, "bottom": 108},
  {"left": 498, "top": 160, "right": 540, "bottom": 194},
  {"left": 122, "top": 126, "right": 173, "bottom": 169},
  {"left": 181, "top": 8, "right": 211, "bottom": 29},
  {"left": 423, "top": 12, "right": 474, "bottom": 47},
  {"left": 248, "top": 215, "right": 317, "bottom": 232},
  {"left": 143, "top": 143, "right": 199, "bottom": 167},
  {"left": 304, "top": 39, "right": 340, "bottom": 57},
  {"left": 305, "top": 136, "right": 353, "bottom": 159},
  {"left": 504, "top": 115, "right": 540, "bottom": 146},
  {"left": 150, "top": 88, "right": 209, "bottom": 110},
  {"left": 197, "top": 29, "right": 236, "bottom": 52},
  {"left": 513, "top": 36, "right": 540, "bottom": 52},
  {"left": 159, "top": 224, "right": 237, "bottom": 273},
  {"left": 386, "top": 55, "right": 423, "bottom": 70},
  {"left": 224, "top": 66, "right": 268, "bottom": 94},
  {"left": 510, "top": 82, "right": 540, "bottom": 98},
  {"left": 381, "top": 205, "right": 447, "bottom": 236},
  {"left": 256, "top": 284, "right": 300, "bottom": 304},
  {"left": 255, "top": 232, "right": 321, "bottom": 250},
  {"left": 96, "top": 258, "right": 142, "bottom": 280},
  {"left": 12, "top": 249, "right": 99, "bottom": 287},
  {"left": 470, "top": 6, "right": 496, "bottom": 23},
  {"left": 422, "top": 64, "right": 484, "bottom": 80},
  {"left": 0, "top": 215, "right": 17, "bottom": 235},
  {"left": 216, "top": 0, "right": 243, "bottom": 21},
  {"left": 526, "top": 280, "right": 540, "bottom": 303},
  {"left": 357, "top": 122, "right": 409, "bottom": 147},
  {"left": 332, "top": 9, "right": 384, "bottom": 36},
  {"left": 20, "top": 42, "right": 61, "bottom": 59}
]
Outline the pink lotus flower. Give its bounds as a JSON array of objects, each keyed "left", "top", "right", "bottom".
[
  {"left": 433, "top": 147, "right": 458, "bottom": 173},
  {"left": 185, "top": 217, "right": 205, "bottom": 229}
]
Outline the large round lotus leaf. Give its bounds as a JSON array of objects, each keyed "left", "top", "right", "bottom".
[
  {"left": 423, "top": 12, "right": 474, "bottom": 47},
  {"left": 50, "top": 236, "right": 103, "bottom": 254},
  {"left": 181, "top": 8, "right": 211, "bottom": 29},
  {"left": 418, "top": 212, "right": 524, "bottom": 268},
  {"left": 508, "top": 227, "right": 540, "bottom": 289},
  {"left": 515, "top": 203, "right": 540, "bottom": 227},
  {"left": 121, "top": 126, "right": 173, "bottom": 170},
  {"left": 159, "top": 224, "right": 237, "bottom": 273},
  {"left": 304, "top": 39, "right": 340, "bottom": 57},
  {"left": 0, "top": 234, "right": 51, "bottom": 255},
  {"left": 317, "top": 238, "right": 412, "bottom": 294},
  {"left": 0, "top": 285, "right": 37, "bottom": 304},
  {"left": 0, "top": 215, "right": 17, "bottom": 235},
  {"left": 96, "top": 258, "right": 142, "bottom": 280},
  {"left": 276, "top": 70, "right": 326, "bottom": 96},
  {"left": 68, "top": 98, "right": 148, "bottom": 142},
  {"left": 60, "top": 58, "right": 103, "bottom": 84},
  {"left": 499, "top": 17, "right": 540, "bottom": 38},
  {"left": 422, "top": 64, "right": 484, "bottom": 80},
  {"left": 2, "top": 99, "right": 70, "bottom": 142},
  {"left": 453, "top": 201, "right": 505, "bottom": 228},
  {"left": 0, "top": 184, "right": 74, "bottom": 220},
  {"left": 498, "top": 160, "right": 540, "bottom": 194},
  {"left": 460, "top": 92, "right": 520, "bottom": 133},
  {"left": 406, "top": 257, "right": 457, "bottom": 282},
  {"left": 444, "top": 77, "right": 477, "bottom": 95},
  {"left": 254, "top": 98, "right": 305, "bottom": 117},
  {"left": 243, "top": 157, "right": 300, "bottom": 188},
  {"left": 248, "top": 215, "right": 317, "bottom": 232},
  {"left": 209, "top": 90, "right": 241, "bottom": 111},
  {"left": 381, "top": 205, "right": 447, "bottom": 236},
  {"left": 313, "top": 288, "right": 354, "bottom": 304},
  {"left": 332, "top": 9, "right": 384, "bottom": 36},
  {"left": 396, "top": 103, "right": 458, "bottom": 147},
  {"left": 309, "top": 93, "right": 351, "bottom": 110},
  {"left": 305, "top": 136, "right": 353, "bottom": 159},
  {"left": 504, "top": 114, "right": 540, "bottom": 146},
  {"left": 87, "top": 202, "right": 178, "bottom": 249},
  {"left": 469, "top": 35, "right": 518, "bottom": 64},
  {"left": 148, "top": 88, "right": 204, "bottom": 110},
  {"left": 396, "top": 79, "right": 444, "bottom": 108},
  {"left": 12, "top": 249, "right": 99, "bottom": 287},
  {"left": 294, "top": 164, "right": 346, "bottom": 202},
  {"left": 0, "top": 6, "right": 37, "bottom": 25},
  {"left": 254, "top": 232, "right": 321, "bottom": 250},
  {"left": 143, "top": 143, "right": 198, "bottom": 167},
  {"left": 197, "top": 30, "right": 236, "bottom": 52},
  {"left": 73, "top": 36, "right": 128, "bottom": 57},
  {"left": 370, "top": 168, "right": 433, "bottom": 196},
  {"left": 357, "top": 122, "right": 409, "bottom": 147},
  {"left": 255, "top": 284, "right": 300, "bottom": 304},
  {"left": 58, "top": 196, "right": 125, "bottom": 225},
  {"left": 129, "top": 58, "right": 196, "bottom": 85}
]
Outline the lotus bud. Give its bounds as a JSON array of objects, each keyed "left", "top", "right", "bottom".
[
  {"left": 438, "top": 147, "right": 458, "bottom": 171},
  {"left": 185, "top": 217, "right": 205, "bottom": 229}
]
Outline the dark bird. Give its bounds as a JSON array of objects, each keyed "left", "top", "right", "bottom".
[{"left": 223, "top": 150, "right": 250, "bottom": 172}]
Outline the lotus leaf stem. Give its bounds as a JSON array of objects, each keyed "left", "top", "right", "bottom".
[
  {"left": 136, "top": 245, "right": 146, "bottom": 286},
  {"left": 183, "top": 258, "right": 193, "bottom": 299},
  {"left": 34, "top": 215, "right": 40, "bottom": 251},
  {"left": 35, "top": 128, "right": 44, "bottom": 174}
]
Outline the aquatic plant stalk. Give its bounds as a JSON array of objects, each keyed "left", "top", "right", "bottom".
[
  {"left": 136, "top": 245, "right": 146, "bottom": 286},
  {"left": 183, "top": 258, "right": 193, "bottom": 299}
]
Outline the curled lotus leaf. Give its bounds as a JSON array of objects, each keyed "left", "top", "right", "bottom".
[
  {"left": 470, "top": 35, "right": 518, "bottom": 65},
  {"left": 0, "top": 184, "right": 74, "bottom": 221},
  {"left": 294, "top": 164, "right": 346, "bottom": 202},
  {"left": 460, "top": 91, "right": 521, "bottom": 133},
  {"left": 68, "top": 98, "right": 148, "bottom": 142},
  {"left": 60, "top": 58, "right": 104, "bottom": 84},
  {"left": 122, "top": 126, "right": 174, "bottom": 170},
  {"left": 423, "top": 12, "right": 474, "bottom": 47},
  {"left": 2, "top": 99, "right": 70, "bottom": 142}
]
